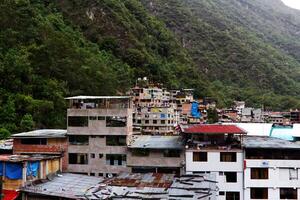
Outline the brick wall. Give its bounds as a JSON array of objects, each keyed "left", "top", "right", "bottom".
[{"left": 13, "top": 138, "right": 68, "bottom": 171}]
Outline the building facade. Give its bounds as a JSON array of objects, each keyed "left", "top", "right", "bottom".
[{"left": 66, "top": 96, "right": 133, "bottom": 177}]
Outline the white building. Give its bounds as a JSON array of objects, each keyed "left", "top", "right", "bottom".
[
  {"left": 243, "top": 136, "right": 300, "bottom": 200},
  {"left": 183, "top": 124, "right": 246, "bottom": 200}
]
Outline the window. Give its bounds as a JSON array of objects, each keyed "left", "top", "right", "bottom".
[
  {"left": 68, "top": 153, "right": 88, "bottom": 164},
  {"left": 90, "top": 173, "right": 95, "bottom": 176},
  {"left": 153, "top": 120, "right": 157, "bottom": 124},
  {"left": 89, "top": 116, "right": 97, "bottom": 120},
  {"left": 106, "top": 136, "right": 126, "bottom": 146},
  {"left": 250, "top": 188, "right": 268, "bottom": 199},
  {"left": 20, "top": 138, "right": 47, "bottom": 145},
  {"left": 220, "top": 152, "right": 236, "bottom": 162},
  {"left": 251, "top": 168, "right": 268, "bottom": 179},
  {"left": 226, "top": 192, "right": 240, "bottom": 200},
  {"left": 163, "top": 150, "right": 181, "bottom": 157},
  {"left": 219, "top": 191, "right": 225, "bottom": 196},
  {"left": 98, "top": 173, "right": 103, "bottom": 176},
  {"left": 106, "top": 154, "right": 126, "bottom": 166},
  {"left": 98, "top": 116, "right": 105, "bottom": 120},
  {"left": 161, "top": 120, "right": 166, "bottom": 124},
  {"left": 193, "top": 152, "right": 207, "bottom": 162},
  {"left": 280, "top": 188, "right": 297, "bottom": 199},
  {"left": 225, "top": 172, "right": 237, "bottom": 183},
  {"left": 90, "top": 153, "right": 95, "bottom": 158},
  {"left": 132, "top": 149, "right": 149, "bottom": 157},
  {"left": 106, "top": 116, "right": 127, "bottom": 127},
  {"left": 69, "top": 135, "right": 89, "bottom": 145},
  {"left": 289, "top": 168, "right": 298, "bottom": 180},
  {"left": 137, "top": 119, "right": 141, "bottom": 124},
  {"left": 145, "top": 120, "right": 149, "bottom": 124},
  {"left": 68, "top": 116, "right": 88, "bottom": 127},
  {"left": 99, "top": 154, "right": 103, "bottom": 159}
]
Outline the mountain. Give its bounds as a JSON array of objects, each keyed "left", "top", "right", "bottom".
[
  {"left": 0, "top": 0, "right": 206, "bottom": 135},
  {"left": 141, "top": 0, "right": 300, "bottom": 107},
  {"left": 1, "top": 0, "right": 300, "bottom": 135}
]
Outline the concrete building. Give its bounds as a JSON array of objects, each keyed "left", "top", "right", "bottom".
[
  {"left": 66, "top": 96, "right": 133, "bottom": 177},
  {"left": 11, "top": 129, "right": 68, "bottom": 171},
  {"left": 127, "top": 135, "right": 184, "bottom": 174},
  {"left": 183, "top": 124, "right": 246, "bottom": 200},
  {"left": 133, "top": 106, "right": 176, "bottom": 135},
  {"left": 243, "top": 136, "right": 300, "bottom": 200}
]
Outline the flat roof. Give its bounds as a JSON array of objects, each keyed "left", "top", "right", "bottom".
[
  {"left": 243, "top": 136, "right": 300, "bottom": 149},
  {"left": 128, "top": 136, "right": 184, "bottom": 149},
  {"left": 21, "top": 173, "right": 103, "bottom": 199},
  {"left": 184, "top": 124, "right": 247, "bottom": 134},
  {"left": 65, "top": 95, "right": 131, "bottom": 100},
  {"left": 12, "top": 129, "right": 67, "bottom": 138}
]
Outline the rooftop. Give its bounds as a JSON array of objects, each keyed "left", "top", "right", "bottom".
[
  {"left": 87, "top": 173, "right": 217, "bottom": 200},
  {"left": 128, "top": 135, "right": 183, "bottom": 149},
  {"left": 0, "top": 154, "right": 61, "bottom": 162},
  {"left": 243, "top": 136, "right": 300, "bottom": 149},
  {"left": 65, "top": 95, "right": 131, "bottom": 100},
  {"left": 21, "top": 173, "right": 103, "bottom": 199},
  {"left": 184, "top": 124, "right": 246, "bottom": 134},
  {"left": 12, "top": 129, "right": 67, "bottom": 138}
]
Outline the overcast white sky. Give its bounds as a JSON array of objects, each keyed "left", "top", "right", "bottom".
[{"left": 281, "top": 0, "right": 300, "bottom": 10}]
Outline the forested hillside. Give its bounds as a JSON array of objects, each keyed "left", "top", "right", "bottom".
[
  {"left": 141, "top": 0, "right": 300, "bottom": 108},
  {"left": 0, "top": 0, "right": 206, "bottom": 135},
  {"left": 1, "top": 0, "right": 300, "bottom": 136}
]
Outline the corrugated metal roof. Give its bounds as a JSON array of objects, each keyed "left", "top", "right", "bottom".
[
  {"left": 0, "top": 154, "right": 61, "bottom": 162},
  {"left": 184, "top": 124, "right": 246, "bottom": 134},
  {"left": 65, "top": 96, "right": 131, "bottom": 100},
  {"left": 243, "top": 136, "right": 300, "bottom": 149},
  {"left": 21, "top": 173, "right": 102, "bottom": 199},
  {"left": 0, "top": 139, "right": 13, "bottom": 150},
  {"left": 12, "top": 129, "right": 67, "bottom": 138},
  {"left": 128, "top": 135, "right": 183, "bottom": 149}
]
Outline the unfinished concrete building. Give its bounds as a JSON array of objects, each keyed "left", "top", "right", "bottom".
[{"left": 66, "top": 96, "right": 133, "bottom": 177}]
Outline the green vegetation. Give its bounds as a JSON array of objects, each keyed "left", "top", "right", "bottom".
[
  {"left": 0, "top": 0, "right": 206, "bottom": 137},
  {"left": 141, "top": 0, "right": 300, "bottom": 108},
  {"left": 1, "top": 0, "right": 300, "bottom": 138}
]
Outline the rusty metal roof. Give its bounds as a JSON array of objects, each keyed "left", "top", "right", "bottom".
[{"left": 0, "top": 154, "right": 61, "bottom": 162}]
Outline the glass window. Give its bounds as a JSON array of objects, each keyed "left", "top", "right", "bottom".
[
  {"left": 106, "top": 116, "right": 127, "bottom": 127},
  {"left": 251, "top": 168, "right": 268, "bottom": 179},
  {"left": 289, "top": 168, "right": 298, "bottom": 180},
  {"left": 68, "top": 116, "right": 88, "bottom": 127},
  {"left": 69, "top": 135, "right": 89, "bottom": 145},
  {"left": 89, "top": 116, "right": 97, "bottom": 120},
  {"left": 131, "top": 149, "right": 150, "bottom": 157},
  {"left": 106, "top": 154, "right": 126, "bottom": 166},
  {"left": 220, "top": 152, "right": 237, "bottom": 162},
  {"left": 250, "top": 188, "right": 268, "bottom": 199},
  {"left": 106, "top": 136, "right": 126, "bottom": 146},
  {"left": 90, "top": 153, "right": 95, "bottom": 158},
  {"left": 225, "top": 172, "right": 237, "bottom": 182},
  {"left": 226, "top": 192, "right": 240, "bottom": 200},
  {"left": 98, "top": 116, "right": 105, "bottom": 120},
  {"left": 280, "top": 188, "right": 297, "bottom": 199},
  {"left": 21, "top": 138, "right": 47, "bottom": 145},
  {"left": 69, "top": 153, "right": 88, "bottom": 165},
  {"left": 193, "top": 152, "right": 207, "bottom": 162}
]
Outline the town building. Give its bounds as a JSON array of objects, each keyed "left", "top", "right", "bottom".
[
  {"left": 182, "top": 124, "right": 246, "bottom": 200},
  {"left": 127, "top": 135, "right": 184, "bottom": 174},
  {"left": 0, "top": 154, "right": 62, "bottom": 200},
  {"left": 243, "top": 136, "right": 300, "bottom": 200},
  {"left": 65, "top": 96, "right": 133, "bottom": 177},
  {"left": 11, "top": 129, "right": 68, "bottom": 170}
]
